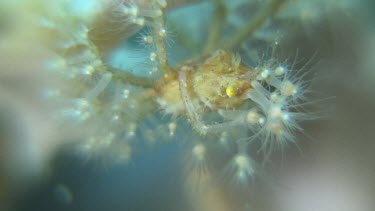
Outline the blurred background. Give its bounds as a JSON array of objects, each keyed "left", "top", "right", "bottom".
[{"left": 0, "top": 0, "right": 375, "bottom": 210}]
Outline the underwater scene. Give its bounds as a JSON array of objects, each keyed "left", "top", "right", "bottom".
[{"left": 0, "top": 0, "right": 374, "bottom": 210}]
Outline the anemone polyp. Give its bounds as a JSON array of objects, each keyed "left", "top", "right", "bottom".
[{"left": 192, "top": 144, "right": 206, "bottom": 161}]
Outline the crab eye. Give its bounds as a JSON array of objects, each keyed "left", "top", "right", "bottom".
[{"left": 226, "top": 85, "right": 237, "bottom": 97}]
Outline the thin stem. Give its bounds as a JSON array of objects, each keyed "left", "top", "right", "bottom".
[
  {"left": 107, "top": 67, "right": 155, "bottom": 88},
  {"left": 151, "top": 1, "right": 172, "bottom": 74},
  {"left": 221, "top": 0, "right": 286, "bottom": 50},
  {"left": 204, "top": 0, "right": 226, "bottom": 53}
]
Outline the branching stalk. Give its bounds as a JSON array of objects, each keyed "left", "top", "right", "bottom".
[
  {"left": 107, "top": 67, "right": 155, "bottom": 88},
  {"left": 204, "top": 0, "right": 226, "bottom": 53},
  {"left": 222, "top": 0, "right": 286, "bottom": 50},
  {"left": 151, "top": 1, "right": 172, "bottom": 74}
]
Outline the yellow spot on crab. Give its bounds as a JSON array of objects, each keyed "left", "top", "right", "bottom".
[{"left": 226, "top": 85, "right": 236, "bottom": 97}]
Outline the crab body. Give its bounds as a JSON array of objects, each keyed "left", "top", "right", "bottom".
[{"left": 155, "top": 50, "right": 254, "bottom": 115}]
